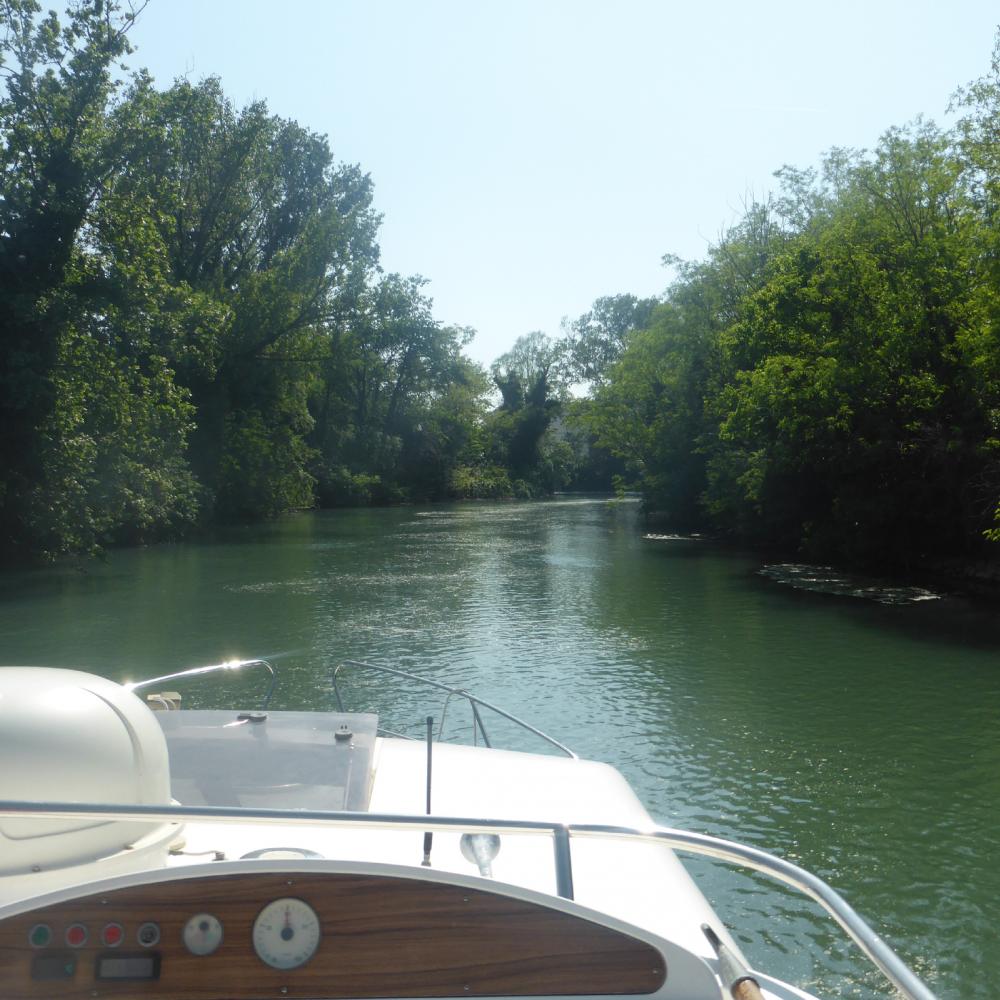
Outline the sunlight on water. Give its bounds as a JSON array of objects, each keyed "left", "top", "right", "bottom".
[
  {"left": 642, "top": 533, "right": 706, "bottom": 542},
  {"left": 758, "top": 563, "right": 942, "bottom": 605}
]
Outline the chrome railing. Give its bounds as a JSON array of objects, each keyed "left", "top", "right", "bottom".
[
  {"left": 126, "top": 658, "right": 277, "bottom": 710},
  {"left": 126, "top": 657, "right": 574, "bottom": 758},
  {"left": 0, "top": 800, "right": 936, "bottom": 1000},
  {"left": 331, "top": 659, "right": 577, "bottom": 758}
]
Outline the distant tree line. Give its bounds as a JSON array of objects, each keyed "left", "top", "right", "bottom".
[
  {"left": 4, "top": 1, "right": 1000, "bottom": 575},
  {"left": 586, "top": 36, "right": 1000, "bottom": 570}
]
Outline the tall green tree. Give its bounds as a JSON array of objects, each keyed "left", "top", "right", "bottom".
[
  {"left": 112, "top": 76, "right": 381, "bottom": 519},
  {"left": 564, "top": 293, "right": 659, "bottom": 389},
  {"left": 591, "top": 115, "right": 1000, "bottom": 567},
  {"left": 311, "top": 273, "right": 488, "bottom": 503},
  {"left": 953, "top": 33, "right": 1000, "bottom": 541},
  {"left": 0, "top": 0, "right": 148, "bottom": 555},
  {"left": 485, "top": 332, "right": 569, "bottom": 486},
  {"left": 709, "top": 124, "right": 987, "bottom": 561},
  {"left": 589, "top": 204, "right": 785, "bottom": 527}
]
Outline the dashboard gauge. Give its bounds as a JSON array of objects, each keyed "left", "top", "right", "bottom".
[
  {"left": 182, "top": 913, "right": 223, "bottom": 956},
  {"left": 252, "top": 897, "right": 321, "bottom": 970}
]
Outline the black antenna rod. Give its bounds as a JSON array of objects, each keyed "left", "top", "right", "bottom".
[
  {"left": 702, "top": 924, "right": 764, "bottom": 1000},
  {"left": 422, "top": 715, "right": 433, "bottom": 866}
]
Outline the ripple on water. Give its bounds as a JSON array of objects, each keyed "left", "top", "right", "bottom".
[
  {"left": 758, "top": 563, "right": 941, "bottom": 605},
  {"left": 226, "top": 570, "right": 474, "bottom": 595},
  {"left": 642, "top": 533, "right": 706, "bottom": 542}
]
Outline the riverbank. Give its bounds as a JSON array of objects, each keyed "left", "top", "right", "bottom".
[{"left": 643, "top": 509, "right": 1000, "bottom": 604}]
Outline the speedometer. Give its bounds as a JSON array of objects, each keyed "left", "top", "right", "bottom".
[{"left": 252, "top": 897, "right": 321, "bottom": 970}]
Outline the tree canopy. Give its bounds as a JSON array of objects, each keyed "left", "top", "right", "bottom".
[
  {"left": 0, "top": 1, "right": 492, "bottom": 557},
  {"left": 584, "top": 66, "right": 1000, "bottom": 567},
  {"left": 3, "top": 2, "right": 1000, "bottom": 579}
]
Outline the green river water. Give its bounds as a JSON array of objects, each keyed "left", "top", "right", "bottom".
[{"left": 1, "top": 498, "right": 997, "bottom": 999}]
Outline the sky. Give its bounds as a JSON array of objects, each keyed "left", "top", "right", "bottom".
[{"left": 124, "top": 1, "right": 1000, "bottom": 367}]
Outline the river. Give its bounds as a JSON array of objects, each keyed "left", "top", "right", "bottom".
[{"left": 1, "top": 498, "right": 997, "bottom": 999}]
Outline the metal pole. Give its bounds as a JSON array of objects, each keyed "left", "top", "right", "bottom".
[
  {"left": 421, "top": 716, "right": 433, "bottom": 866},
  {"left": 552, "top": 825, "right": 574, "bottom": 900}
]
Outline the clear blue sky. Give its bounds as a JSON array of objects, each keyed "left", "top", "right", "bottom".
[{"left": 125, "top": 1, "right": 999, "bottom": 367}]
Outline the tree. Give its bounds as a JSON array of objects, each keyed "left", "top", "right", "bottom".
[
  {"left": 588, "top": 295, "right": 717, "bottom": 527},
  {"left": 591, "top": 119, "right": 998, "bottom": 566},
  {"left": 112, "top": 77, "right": 381, "bottom": 519},
  {"left": 564, "top": 293, "right": 659, "bottom": 388},
  {"left": 484, "top": 332, "right": 569, "bottom": 485},
  {"left": 311, "top": 274, "right": 489, "bottom": 503},
  {"left": 587, "top": 204, "right": 785, "bottom": 528},
  {"left": 710, "top": 123, "right": 989, "bottom": 562},
  {"left": 0, "top": 0, "right": 147, "bottom": 556},
  {"left": 490, "top": 330, "right": 569, "bottom": 405},
  {"left": 0, "top": 2, "right": 501, "bottom": 553},
  {"left": 953, "top": 31, "right": 1000, "bottom": 543}
]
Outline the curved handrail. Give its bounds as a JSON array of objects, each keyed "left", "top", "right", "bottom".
[
  {"left": 571, "top": 824, "right": 937, "bottom": 1000},
  {"left": 125, "top": 658, "right": 278, "bottom": 711},
  {"left": 332, "top": 660, "right": 577, "bottom": 758},
  {"left": 0, "top": 800, "right": 936, "bottom": 1000},
  {"left": 124, "top": 657, "right": 570, "bottom": 756}
]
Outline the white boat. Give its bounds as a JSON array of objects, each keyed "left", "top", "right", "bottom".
[{"left": 0, "top": 659, "right": 935, "bottom": 1000}]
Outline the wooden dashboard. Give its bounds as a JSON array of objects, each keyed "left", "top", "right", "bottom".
[{"left": 0, "top": 869, "right": 668, "bottom": 1000}]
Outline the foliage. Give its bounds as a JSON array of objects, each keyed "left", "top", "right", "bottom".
[
  {"left": 309, "top": 273, "right": 490, "bottom": 503},
  {"left": 0, "top": 0, "right": 147, "bottom": 557},
  {"left": 0, "top": 3, "right": 492, "bottom": 558},
  {"left": 448, "top": 464, "right": 512, "bottom": 500},
  {"left": 481, "top": 331, "right": 570, "bottom": 490},
  {"left": 5, "top": 4, "right": 1000, "bottom": 571},
  {"left": 586, "top": 100, "right": 1000, "bottom": 567},
  {"left": 563, "top": 293, "right": 659, "bottom": 388}
]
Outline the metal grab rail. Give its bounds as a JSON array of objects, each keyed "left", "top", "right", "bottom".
[
  {"left": 0, "top": 800, "right": 935, "bottom": 1000},
  {"left": 122, "top": 657, "right": 571, "bottom": 757},
  {"left": 332, "top": 660, "right": 577, "bottom": 758},
  {"left": 125, "top": 658, "right": 278, "bottom": 711}
]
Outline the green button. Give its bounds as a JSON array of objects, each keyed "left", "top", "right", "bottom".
[{"left": 28, "top": 924, "right": 51, "bottom": 948}]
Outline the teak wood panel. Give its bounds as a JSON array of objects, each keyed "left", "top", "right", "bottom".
[{"left": 0, "top": 871, "right": 667, "bottom": 1000}]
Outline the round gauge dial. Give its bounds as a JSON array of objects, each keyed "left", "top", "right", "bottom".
[
  {"left": 182, "top": 913, "right": 223, "bottom": 956},
  {"left": 252, "top": 897, "right": 321, "bottom": 970}
]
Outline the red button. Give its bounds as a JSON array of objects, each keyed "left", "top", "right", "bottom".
[
  {"left": 101, "top": 923, "right": 124, "bottom": 947},
  {"left": 65, "top": 923, "right": 87, "bottom": 947}
]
